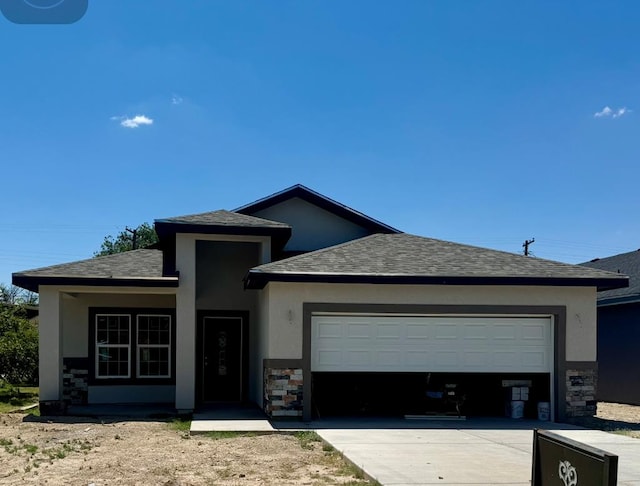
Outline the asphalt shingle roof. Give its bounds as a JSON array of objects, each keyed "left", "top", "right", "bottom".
[
  {"left": 157, "top": 209, "right": 290, "bottom": 229},
  {"left": 581, "top": 249, "right": 640, "bottom": 303},
  {"left": 12, "top": 249, "right": 176, "bottom": 292},
  {"left": 246, "top": 233, "right": 628, "bottom": 289}
]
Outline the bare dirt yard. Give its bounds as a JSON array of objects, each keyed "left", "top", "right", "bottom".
[
  {"left": 0, "top": 413, "right": 375, "bottom": 486},
  {"left": 567, "top": 401, "right": 640, "bottom": 439},
  {"left": 1, "top": 402, "right": 639, "bottom": 485}
]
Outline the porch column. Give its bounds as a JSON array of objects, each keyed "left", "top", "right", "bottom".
[
  {"left": 38, "top": 287, "right": 62, "bottom": 404},
  {"left": 175, "top": 234, "right": 196, "bottom": 411}
]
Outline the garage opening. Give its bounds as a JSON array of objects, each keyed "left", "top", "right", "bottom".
[
  {"left": 312, "top": 372, "right": 551, "bottom": 418},
  {"left": 310, "top": 314, "right": 554, "bottom": 419}
]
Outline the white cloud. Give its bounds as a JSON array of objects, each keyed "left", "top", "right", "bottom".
[
  {"left": 594, "top": 106, "right": 631, "bottom": 119},
  {"left": 171, "top": 94, "right": 183, "bottom": 105},
  {"left": 613, "top": 107, "right": 630, "bottom": 118},
  {"left": 594, "top": 106, "right": 613, "bottom": 118},
  {"left": 112, "top": 114, "right": 154, "bottom": 128}
]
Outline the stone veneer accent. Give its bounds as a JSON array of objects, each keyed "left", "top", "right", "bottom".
[
  {"left": 62, "top": 358, "right": 89, "bottom": 405},
  {"left": 264, "top": 367, "right": 303, "bottom": 418},
  {"left": 565, "top": 368, "right": 597, "bottom": 418}
]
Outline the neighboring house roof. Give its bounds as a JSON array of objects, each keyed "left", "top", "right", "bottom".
[
  {"left": 235, "top": 184, "right": 400, "bottom": 234},
  {"left": 154, "top": 209, "right": 292, "bottom": 247},
  {"left": 12, "top": 249, "right": 178, "bottom": 292},
  {"left": 581, "top": 249, "right": 640, "bottom": 306},
  {"left": 245, "top": 233, "right": 629, "bottom": 290}
]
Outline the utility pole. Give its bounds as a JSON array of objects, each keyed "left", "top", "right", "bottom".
[
  {"left": 125, "top": 226, "right": 138, "bottom": 250},
  {"left": 522, "top": 238, "right": 535, "bottom": 256}
]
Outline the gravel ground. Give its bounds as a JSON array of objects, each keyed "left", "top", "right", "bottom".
[{"left": 0, "top": 413, "right": 374, "bottom": 486}]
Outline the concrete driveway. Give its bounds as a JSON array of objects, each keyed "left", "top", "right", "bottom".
[{"left": 314, "top": 418, "right": 640, "bottom": 486}]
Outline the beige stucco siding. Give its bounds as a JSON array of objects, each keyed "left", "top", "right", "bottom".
[
  {"left": 62, "top": 293, "right": 176, "bottom": 357},
  {"left": 263, "top": 283, "right": 597, "bottom": 362}
]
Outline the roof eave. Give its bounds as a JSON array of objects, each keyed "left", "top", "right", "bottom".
[
  {"left": 244, "top": 271, "right": 630, "bottom": 291},
  {"left": 12, "top": 274, "right": 179, "bottom": 293},
  {"left": 154, "top": 221, "right": 292, "bottom": 246}
]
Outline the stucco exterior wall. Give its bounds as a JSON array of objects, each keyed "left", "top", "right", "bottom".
[
  {"left": 61, "top": 293, "right": 176, "bottom": 357},
  {"left": 262, "top": 283, "right": 597, "bottom": 361},
  {"left": 252, "top": 198, "right": 371, "bottom": 252},
  {"left": 255, "top": 285, "right": 270, "bottom": 402}
]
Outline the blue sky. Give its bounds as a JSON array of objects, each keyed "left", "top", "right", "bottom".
[{"left": 1, "top": 1, "right": 639, "bottom": 287}]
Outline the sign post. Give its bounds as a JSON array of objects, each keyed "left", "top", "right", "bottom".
[{"left": 532, "top": 429, "right": 618, "bottom": 486}]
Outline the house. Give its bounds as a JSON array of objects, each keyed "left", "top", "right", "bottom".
[
  {"left": 581, "top": 250, "right": 640, "bottom": 405},
  {"left": 12, "top": 185, "right": 628, "bottom": 421}
]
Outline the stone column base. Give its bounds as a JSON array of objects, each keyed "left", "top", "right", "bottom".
[
  {"left": 565, "top": 368, "right": 597, "bottom": 418},
  {"left": 264, "top": 367, "right": 303, "bottom": 418}
]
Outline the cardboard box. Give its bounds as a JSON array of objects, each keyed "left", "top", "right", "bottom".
[{"left": 507, "top": 386, "right": 530, "bottom": 401}]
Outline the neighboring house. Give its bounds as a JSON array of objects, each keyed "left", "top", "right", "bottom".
[
  {"left": 581, "top": 250, "right": 640, "bottom": 405},
  {"left": 12, "top": 185, "right": 627, "bottom": 421}
]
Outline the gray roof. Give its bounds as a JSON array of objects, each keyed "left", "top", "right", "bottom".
[
  {"left": 246, "top": 233, "right": 628, "bottom": 290},
  {"left": 581, "top": 249, "right": 640, "bottom": 304},
  {"left": 12, "top": 249, "right": 177, "bottom": 292},
  {"left": 156, "top": 209, "right": 290, "bottom": 229}
]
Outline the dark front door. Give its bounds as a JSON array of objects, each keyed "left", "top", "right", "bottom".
[{"left": 201, "top": 316, "right": 243, "bottom": 402}]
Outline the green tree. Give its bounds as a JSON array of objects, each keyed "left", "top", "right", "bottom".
[
  {"left": 0, "top": 292, "right": 38, "bottom": 385},
  {"left": 94, "top": 222, "right": 159, "bottom": 257},
  {"left": 0, "top": 284, "right": 38, "bottom": 306}
]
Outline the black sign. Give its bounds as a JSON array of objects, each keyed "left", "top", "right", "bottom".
[{"left": 532, "top": 429, "right": 618, "bottom": 486}]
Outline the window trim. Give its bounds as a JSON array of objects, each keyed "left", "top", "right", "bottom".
[
  {"left": 88, "top": 307, "right": 176, "bottom": 386},
  {"left": 95, "top": 314, "right": 131, "bottom": 379},
  {"left": 136, "top": 314, "right": 172, "bottom": 379}
]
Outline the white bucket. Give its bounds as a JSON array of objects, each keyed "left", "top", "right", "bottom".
[
  {"left": 537, "top": 402, "right": 550, "bottom": 421},
  {"left": 508, "top": 401, "right": 525, "bottom": 419}
]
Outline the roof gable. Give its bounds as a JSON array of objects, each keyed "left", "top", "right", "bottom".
[{"left": 235, "top": 184, "right": 399, "bottom": 235}]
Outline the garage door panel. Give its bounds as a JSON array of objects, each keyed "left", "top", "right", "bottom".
[
  {"left": 311, "top": 315, "right": 552, "bottom": 373},
  {"left": 405, "top": 350, "right": 429, "bottom": 367},
  {"left": 463, "top": 324, "right": 489, "bottom": 339},
  {"left": 406, "top": 324, "right": 430, "bottom": 339},
  {"left": 377, "top": 350, "right": 402, "bottom": 367},
  {"left": 521, "top": 350, "right": 548, "bottom": 368},
  {"left": 493, "top": 324, "right": 517, "bottom": 340},
  {"left": 434, "top": 324, "right": 458, "bottom": 339},
  {"left": 315, "top": 321, "right": 343, "bottom": 339},
  {"left": 346, "top": 350, "right": 371, "bottom": 367},
  {"left": 522, "top": 324, "right": 546, "bottom": 340},
  {"left": 434, "top": 351, "right": 458, "bottom": 367},
  {"left": 347, "top": 323, "right": 370, "bottom": 338}
]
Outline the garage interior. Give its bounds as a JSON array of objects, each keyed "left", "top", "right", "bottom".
[{"left": 312, "top": 372, "right": 551, "bottom": 419}]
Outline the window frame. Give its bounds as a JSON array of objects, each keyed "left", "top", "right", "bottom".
[
  {"left": 88, "top": 308, "right": 176, "bottom": 386},
  {"left": 136, "top": 314, "right": 172, "bottom": 379},
  {"left": 95, "top": 313, "right": 131, "bottom": 379}
]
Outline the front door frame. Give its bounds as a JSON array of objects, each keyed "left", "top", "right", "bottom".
[{"left": 196, "top": 310, "right": 249, "bottom": 404}]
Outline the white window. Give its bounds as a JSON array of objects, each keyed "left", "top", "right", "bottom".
[
  {"left": 95, "top": 314, "right": 131, "bottom": 379},
  {"left": 137, "top": 315, "right": 171, "bottom": 378}
]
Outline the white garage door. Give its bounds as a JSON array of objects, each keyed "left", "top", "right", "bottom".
[{"left": 311, "top": 315, "right": 552, "bottom": 373}]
